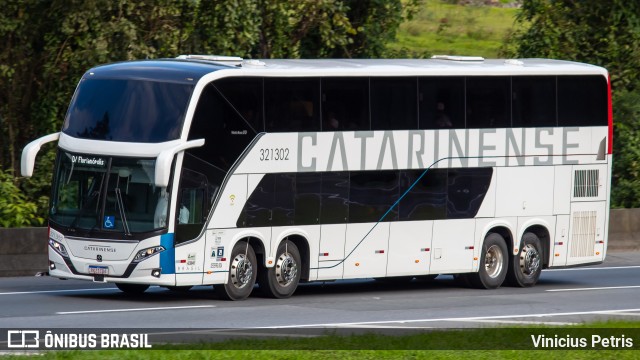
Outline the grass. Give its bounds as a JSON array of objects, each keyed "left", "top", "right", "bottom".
[
  {"left": 6, "top": 320, "right": 639, "bottom": 359},
  {"left": 389, "top": 0, "right": 523, "bottom": 58}
]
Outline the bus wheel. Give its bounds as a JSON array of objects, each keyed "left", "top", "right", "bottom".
[
  {"left": 259, "top": 240, "right": 301, "bottom": 299},
  {"left": 468, "top": 233, "right": 508, "bottom": 289},
  {"left": 506, "top": 232, "right": 542, "bottom": 287},
  {"left": 219, "top": 241, "right": 257, "bottom": 301},
  {"left": 116, "top": 283, "right": 149, "bottom": 294}
]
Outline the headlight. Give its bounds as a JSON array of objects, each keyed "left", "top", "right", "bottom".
[
  {"left": 49, "top": 239, "right": 69, "bottom": 258},
  {"left": 133, "top": 246, "right": 165, "bottom": 263}
]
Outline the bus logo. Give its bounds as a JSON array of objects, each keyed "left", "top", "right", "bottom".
[{"left": 7, "top": 330, "right": 40, "bottom": 348}]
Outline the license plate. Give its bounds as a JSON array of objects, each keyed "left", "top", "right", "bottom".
[{"left": 88, "top": 265, "right": 109, "bottom": 275}]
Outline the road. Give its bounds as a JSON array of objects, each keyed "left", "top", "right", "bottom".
[{"left": 0, "top": 251, "right": 638, "bottom": 334}]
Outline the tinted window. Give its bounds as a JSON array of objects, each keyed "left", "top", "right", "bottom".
[
  {"left": 320, "top": 172, "right": 349, "bottom": 224},
  {"left": 349, "top": 171, "right": 399, "bottom": 223},
  {"left": 322, "top": 78, "right": 369, "bottom": 131},
  {"left": 466, "top": 77, "right": 510, "bottom": 128},
  {"left": 512, "top": 76, "right": 557, "bottom": 127},
  {"left": 371, "top": 77, "right": 418, "bottom": 130},
  {"left": 447, "top": 168, "right": 493, "bottom": 218},
  {"left": 214, "top": 77, "right": 264, "bottom": 132},
  {"left": 295, "top": 173, "right": 321, "bottom": 225},
  {"left": 189, "top": 82, "right": 260, "bottom": 171},
  {"left": 419, "top": 77, "right": 465, "bottom": 129},
  {"left": 272, "top": 173, "right": 295, "bottom": 226},
  {"left": 64, "top": 79, "right": 193, "bottom": 142},
  {"left": 399, "top": 169, "right": 447, "bottom": 221},
  {"left": 241, "top": 175, "right": 274, "bottom": 227},
  {"left": 265, "top": 78, "right": 320, "bottom": 132},
  {"left": 558, "top": 75, "right": 607, "bottom": 126}
]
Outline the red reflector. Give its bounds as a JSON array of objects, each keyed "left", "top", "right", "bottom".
[
  {"left": 180, "top": 260, "right": 186, "bottom": 263},
  {"left": 421, "top": 248, "right": 430, "bottom": 252},
  {"left": 465, "top": 246, "right": 474, "bottom": 250},
  {"left": 319, "top": 252, "right": 329, "bottom": 257},
  {"left": 375, "top": 250, "right": 384, "bottom": 254},
  {"left": 555, "top": 242, "right": 564, "bottom": 246},
  {"left": 221, "top": 257, "right": 226, "bottom": 261}
]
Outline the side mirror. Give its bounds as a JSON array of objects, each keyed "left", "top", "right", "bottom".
[
  {"left": 21, "top": 132, "right": 61, "bottom": 177},
  {"left": 154, "top": 139, "right": 205, "bottom": 187}
]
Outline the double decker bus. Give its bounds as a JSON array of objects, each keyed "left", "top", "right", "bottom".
[{"left": 21, "top": 55, "right": 612, "bottom": 300}]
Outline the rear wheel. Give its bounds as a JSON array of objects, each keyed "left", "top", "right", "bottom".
[
  {"left": 506, "top": 232, "right": 542, "bottom": 287},
  {"left": 116, "top": 283, "right": 149, "bottom": 294},
  {"left": 468, "top": 233, "right": 508, "bottom": 289},
  {"left": 259, "top": 240, "right": 301, "bottom": 299},
  {"left": 218, "top": 241, "right": 257, "bottom": 301}
]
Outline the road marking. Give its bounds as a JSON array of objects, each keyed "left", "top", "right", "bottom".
[
  {"left": 0, "top": 288, "right": 116, "bottom": 295},
  {"left": 547, "top": 285, "right": 640, "bottom": 292},
  {"left": 450, "top": 319, "right": 577, "bottom": 326},
  {"left": 545, "top": 265, "right": 640, "bottom": 272},
  {"left": 57, "top": 305, "right": 215, "bottom": 315},
  {"left": 262, "top": 308, "right": 640, "bottom": 328}
]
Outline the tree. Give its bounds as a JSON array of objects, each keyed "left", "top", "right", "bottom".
[{"left": 502, "top": 0, "right": 640, "bottom": 207}]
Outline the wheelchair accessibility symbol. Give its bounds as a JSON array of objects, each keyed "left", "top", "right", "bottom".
[{"left": 104, "top": 216, "right": 115, "bottom": 229}]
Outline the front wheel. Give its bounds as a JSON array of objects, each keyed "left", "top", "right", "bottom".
[
  {"left": 506, "top": 232, "right": 542, "bottom": 287},
  {"left": 218, "top": 241, "right": 257, "bottom": 301},
  {"left": 259, "top": 240, "right": 301, "bottom": 299},
  {"left": 468, "top": 233, "right": 508, "bottom": 289}
]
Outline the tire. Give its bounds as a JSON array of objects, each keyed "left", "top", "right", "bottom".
[
  {"left": 506, "top": 232, "right": 542, "bottom": 287},
  {"left": 218, "top": 241, "right": 257, "bottom": 301},
  {"left": 116, "top": 283, "right": 149, "bottom": 294},
  {"left": 258, "top": 240, "right": 301, "bottom": 299},
  {"left": 468, "top": 233, "right": 508, "bottom": 289}
]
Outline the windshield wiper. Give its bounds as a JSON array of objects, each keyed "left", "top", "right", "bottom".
[{"left": 114, "top": 188, "right": 131, "bottom": 236}]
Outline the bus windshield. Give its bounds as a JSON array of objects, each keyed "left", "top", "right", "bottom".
[
  {"left": 62, "top": 78, "right": 194, "bottom": 142},
  {"left": 50, "top": 150, "right": 172, "bottom": 235}
]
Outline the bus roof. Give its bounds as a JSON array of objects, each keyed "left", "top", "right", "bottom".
[{"left": 87, "top": 57, "right": 608, "bottom": 81}]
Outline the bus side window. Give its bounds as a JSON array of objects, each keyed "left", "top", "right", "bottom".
[
  {"left": 399, "top": 169, "right": 447, "bottom": 221},
  {"left": 265, "top": 78, "right": 321, "bottom": 132},
  {"left": 419, "top": 77, "right": 465, "bottom": 129},
  {"left": 371, "top": 77, "right": 418, "bottom": 130},
  {"left": 512, "top": 76, "right": 557, "bottom": 127},
  {"left": 320, "top": 172, "right": 349, "bottom": 224},
  {"left": 321, "top": 78, "right": 370, "bottom": 131},
  {"left": 466, "top": 77, "right": 511, "bottom": 129},
  {"left": 558, "top": 75, "right": 608, "bottom": 126},
  {"left": 295, "top": 173, "right": 321, "bottom": 225}
]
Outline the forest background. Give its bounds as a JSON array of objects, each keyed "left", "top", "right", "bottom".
[{"left": 1, "top": 0, "right": 639, "bottom": 227}]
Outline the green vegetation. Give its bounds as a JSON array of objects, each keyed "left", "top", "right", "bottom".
[{"left": 389, "top": 0, "right": 521, "bottom": 58}]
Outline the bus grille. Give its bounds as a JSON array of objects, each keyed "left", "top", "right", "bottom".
[{"left": 570, "top": 211, "right": 596, "bottom": 258}]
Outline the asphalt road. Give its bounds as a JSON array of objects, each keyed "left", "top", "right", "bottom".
[{"left": 0, "top": 251, "right": 638, "bottom": 333}]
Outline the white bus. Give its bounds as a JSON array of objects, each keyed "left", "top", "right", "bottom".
[{"left": 22, "top": 55, "right": 612, "bottom": 300}]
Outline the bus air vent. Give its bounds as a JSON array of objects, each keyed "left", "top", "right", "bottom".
[
  {"left": 570, "top": 211, "right": 596, "bottom": 258},
  {"left": 573, "top": 169, "right": 599, "bottom": 197},
  {"left": 176, "top": 55, "right": 243, "bottom": 66}
]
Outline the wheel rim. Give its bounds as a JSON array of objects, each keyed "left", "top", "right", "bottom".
[
  {"left": 484, "top": 244, "right": 504, "bottom": 278},
  {"left": 275, "top": 252, "right": 298, "bottom": 287},
  {"left": 520, "top": 243, "right": 540, "bottom": 276},
  {"left": 230, "top": 253, "right": 253, "bottom": 289}
]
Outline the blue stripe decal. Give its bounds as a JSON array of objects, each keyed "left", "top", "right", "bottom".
[{"left": 160, "top": 233, "right": 175, "bottom": 274}]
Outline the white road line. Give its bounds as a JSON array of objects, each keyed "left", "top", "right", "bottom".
[
  {"left": 547, "top": 285, "right": 640, "bottom": 292},
  {"left": 262, "top": 308, "right": 640, "bottom": 329},
  {"left": 57, "top": 305, "right": 215, "bottom": 315},
  {"left": 545, "top": 265, "right": 640, "bottom": 272},
  {"left": 0, "top": 288, "right": 116, "bottom": 295},
  {"left": 449, "top": 319, "right": 577, "bottom": 326}
]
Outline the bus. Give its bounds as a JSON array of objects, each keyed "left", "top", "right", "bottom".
[{"left": 21, "top": 55, "right": 613, "bottom": 300}]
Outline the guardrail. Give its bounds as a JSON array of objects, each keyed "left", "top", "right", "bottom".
[{"left": 1, "top": 209, "right": 638, "bottom": 277}]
